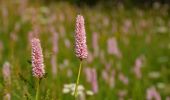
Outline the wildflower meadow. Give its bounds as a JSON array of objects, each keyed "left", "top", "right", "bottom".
[{"left": 0, "top": 0, "right": 170, "bottom": 100}]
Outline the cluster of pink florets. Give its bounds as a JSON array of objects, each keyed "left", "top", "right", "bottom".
[
  {"left": 74, "top": 15, "right": 88, "bottom": 60},
  {"left": 31, "top": 38, "right": 45, "bottom": 78}
]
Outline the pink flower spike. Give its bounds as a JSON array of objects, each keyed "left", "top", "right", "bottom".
[
  {"left": 2, "top": 61, "right": 11, "bottom": 83},
  {"left": 146, "top": 86, "right": 161, "bottom": 100},
  {"left": 74, "top": 15, "right": 88, "bottom": 60},
  {"left": 31, "top": 38, "right": 45, "bottom": 78}
]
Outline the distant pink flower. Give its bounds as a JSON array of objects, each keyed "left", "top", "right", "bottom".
[
  {"left": 99, "top": 50, "right": 106, "bottom": 64},
  {"left": 166, "top": 96, "right": 170, "bottom": 100},
  {"left": 64, "top": 38, "right": 71, "bottom": 48},
  {"left": 146, "top": 87, "right": 161, "bottom": 100},
  {"left": 102, "top": 70, "right": 109, "bottom": 82},
  {"left": 122, "top": 19, "right": 132, "bottom": 33},
  {"left": 109, "top": 70, "right": 116, "bottom": 88},
  {"left": 84, "top": 67, "right": 92, "bottom": 83},
  {"left": 49, "top": 27, "right": 58, "bottom": 77},
  {"left": 2, "top": 61, "right": 11, "bottom": 83},
  {"left": 118, "top": 73, "right": 129, "bottom": 85},
  {"left": 91, "top": 68, "right": 98, "bottom": 93},
  {"left": 107, "top": 37, "right": 122, "bottom": 58},
  {"left": 3, "top": 93, "right": 11, "bottom": 100},
  {"left": 51, "top": 30, "right": 58, "bottom": 54},
  {"left": 133, "top": 56, "right": 143, "bottom": 79},
  {"left": 105, "top": 62, "right": 111, "bottom": 71},
  {"left": 118, "top": 90, "right": 127, "bottom": 100},
  {"left": 92, "top": 32, "right": 99, "bottom": 57},
  {"left": 84, "top": 67, "right": 98, "bottom": 94},
  {"left": 31, "top": 38, "right": 45, "bottom": 78},
  {"left": 74, "top": 15, "right": 88, "bottom": 60},
  {"left": 87, "top": 51, "right": 94, "bottom": 63},
  {"left": 67, "top": 68, "right": 73, "bottom": 78},
  {"left": 51, "top": 55, "right": 57, "bottom": 77}
]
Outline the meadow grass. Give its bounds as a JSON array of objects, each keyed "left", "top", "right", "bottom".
[{"left": 0, "top": 1, "right": 170, "bottom": 100}]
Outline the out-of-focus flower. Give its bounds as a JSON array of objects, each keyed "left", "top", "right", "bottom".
[
  {"left": 146, "top": 86, "right": 161, "bottom": 100},
  {"left": 62, "top": 83, "right": 93, "bottom": 100},
  {"left": 109, "top": 70, "right": 116, "bottom": 88},
  {"left": 133, "top": 56, "right": 143, "bottom": 79},
  {"left": 157, "top": 82, "right": 165, "bottom": 89},
  {"left": 74, "top": 15, "right": 88, "bottom": 60},
  {"left": 67, "top": 68, "right": 73, "bottom": 78},
  {"left": 62, "top": 88, "right": 70, "bottom": 94},
  {"left": 118, "top": 90, "right": 127, "bottom": 100},
  {"left": 102, "top": 16, "right": 109, "bottom": 27},
  {"left": 84, "top": 67, "right": 98, "bottom": 94},
  {"left": 49, "top": 28, "right": 58, "bottom": 77},
  {"left": 31, "top": 38, "right": 45, "bottom": 78},
  {"left": 122, "top": 19, "right": 132, "bottom": 33},
  {"left": 148, "top": 71, "right": 160, "bottom": 79},
  {"left": 107, "top": 37, "right": 122, "bottom": 58},
  {"left": 91, "top": 68, "right": 98, "bottom": 93},
  {"left": 102, "top": 69, "right": 115, "bottom": 88},
  {"left": 50, "top": 28, "right": 58, "bottom": 54},
  {"left": 86, "top": 90, "right": 94, "bottom": 96},
  {"left": 51, "top": 55, "right": 57, "bottom": 77},
  {"left": 92, "top": 32, "right": 99, "bottom": 57},
  {"left": 2, "top": 61, "right": 11, "bottom": 84},
  {"left": 153, "top": 2, "right": 160, "bottom": 9},
  {"left": 166, "top": 96, "right": 170, "bottom": 100},
  {"left": 102, "top": 70, "right": 109, "bottom": 83},
  {"left": 64, "top": 38, "right": 71, "bottom": 49},
  {"left": 3, "top": 93, "right": 10, "bottom": 100},
  {"left": 118, "top": 73, "right": 129, "bottom": 85},
  {"left": 87, "top": 51, "right": 94, "bottom": 63},
  {"left": 157, "top": 26, "right": 168, "bottom": 33}
]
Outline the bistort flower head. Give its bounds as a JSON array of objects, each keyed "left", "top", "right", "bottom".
[
  {"left": 74, "top": 15, "right": 88, "bottom": 60},
  {"left": 31, "top": 38, "right": 45, "bottom": 78}
]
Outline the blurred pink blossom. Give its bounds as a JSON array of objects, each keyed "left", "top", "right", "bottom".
[
  {"left": 133, "top": 56, "right": 143, "bottom": 79},
  {"left": 64, "top": 38, "right": 71, "bottom": 49},
  {"left": 118, "top": 90, "right": 127, "bottom": 100},
  {"left": 122, "top": 19, "right": 132, "bottom": 33},
  {"left": 84, "top": 67, "right": 92, "bottom": 83},
  {"left": 92, "top": 32, "right": 99, "bottom": 57},
  {"left": 118, "top": 73, "right": 129, "bottom": 85},
  {"left": 102, "top": 69, "right": 109, "bottom": 83},
  {"left": 107, "top": 37, "right": 122, "bottom": 58},
  {"left": 50, "top": 28, "right": 58, "bottom": 54},
  {"left": 146, "top": 87, "right": 161, "bottom": 100},
  {"left": 166, "top": 96, "right": 170, "bottom": 100},
  {"left": 91, "top": 68, "right": 98, "bottom": 93},
  {"left": 84, "top": 67, "right": 98, "bottom": 93},
  {"left": 3, "top": 93, "right": 11, "bottom": 100},
  {"left": 109, "top": 69, "right": 116, "bottom": 88},
  {"left": 51, "top": 55, "right": 57, "bottom": 77},
  {"left": 2, "top": 61, "right": 11, "bottom": 84},
  {"left": 87, "top": 51, "right": 94, "bottom": 63}
]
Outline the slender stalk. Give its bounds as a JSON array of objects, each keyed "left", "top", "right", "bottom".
[
  {"left": 35, "top": 79, "right": 40, "bottom": 100},
  {"left": 74, "top": 61, "right": 82, "bottom": 97}
]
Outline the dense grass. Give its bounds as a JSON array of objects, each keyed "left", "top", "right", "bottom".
[{"left": 0, "top": 1, "right": 170, "bottom": 100}]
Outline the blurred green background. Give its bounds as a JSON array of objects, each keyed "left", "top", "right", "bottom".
[{"left": 0, "top": 0, "right": 170, "bottom": 100}]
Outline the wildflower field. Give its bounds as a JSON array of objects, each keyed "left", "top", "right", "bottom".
[{"left": 0, "top": 1, "right": 170, "bottom": 100}]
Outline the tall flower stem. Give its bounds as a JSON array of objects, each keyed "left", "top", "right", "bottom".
[
  {"left": 74, "top": 61, "right": 82, "bottom": 97},
  {"left": 35, "top": 79, "right": 40, "bottom": 100}
]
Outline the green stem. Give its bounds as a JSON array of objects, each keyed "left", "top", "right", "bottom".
[
  {"left": 35, "top": 79, "right": 40, "bottom": 100},
  {"left": 74, "top": 61, "right": 82, "bottom": 98}
]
